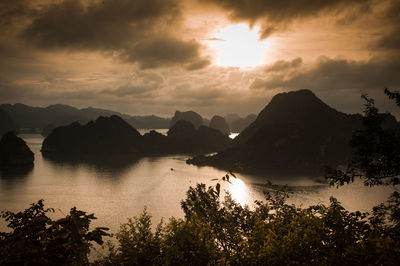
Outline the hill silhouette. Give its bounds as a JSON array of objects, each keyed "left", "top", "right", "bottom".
[
  {"left": 0, "top": 132, "right": 34, "bottom": 166},
  {"left": 209, "top": 115, "right": 230, "bottom": 134},
  {"left": 0, "top": 108, "right": 18, "bottom": 135},
  {"left": 170, "top": 111, "right": 203, "bottom": 129},
  {"left": 41, "top": 115, "right": 142, "bottom": 155},
  {"left": 42, "top": 116, "right": 231, "bottom": 157},
  {"left": 142, "top": 120, "right": 231, "bottom": 154},
  {"left": 188, "top": 89, "right": 365, "bottom": 175},
  {"left": 0, "top": 103, "right": 170, "bottom": 134},
  {"left": 230, "top": 114, "right": 257, "bottom": 133}
]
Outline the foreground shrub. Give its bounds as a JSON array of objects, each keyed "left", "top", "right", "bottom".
[
  {"left": 98, "top": 183, "right": 400, "bottom": 265},
  {"left": 0, "top": 200, "right": 109, "bottom": 265}
]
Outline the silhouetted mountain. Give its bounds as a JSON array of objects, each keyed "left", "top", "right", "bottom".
[
  {"left": 126, "top": 115, "right": 170, "bottom": 129},
  {"left": 194, "top": 126, "right": 231, "bottom": 152},
  {"left": 1, "top": 103, "right": 63, "bottom": 129},
  {"left": 225, "top": 113, "right": 240, "bottom": 124},
  {"left": 41, "top": 115, "right": 142, "bottom": 155},
  {"left": 170, "top": 111, "right": 203, "bottom": 129},
  {"left": 0, "top": 132, "right": 34, "bottom": 166},
  {"left": 142, "top": 120, "right": 231, "bottom": 154},
  {"left": 41, "top": 116, "right": 230, "bottom": 157},
  {"left": 0, "top": 108, "right": 18, "bottom": 135},
  {"left": 142, "top": 130, "right": 170, "bottom": 153},
  {"left": 230, "top": 114, "right": 257, "bottom": 133},
  {"left": 209, "top": 115, "right": 230, "bottom": 134},
  {"left": 168, "top": 120, "right": 197, "bottom": 140},
  {"left": 46, "top": 104, "right": 80, "bottom": 114},
  {"left": 0, "top": 103, "right": 170, "bottom": 133},
  {"left": 203, "top": 118, "right": 210, "bottom": 126},
  {"left": 188, "top": 89, "right": 364, "bottom": 175},
  {"left": 166, "top": 120, "right": 231, "bottom": 153},
  {"left": 41, "top": 115, "right": 91, "bottom": 137}
]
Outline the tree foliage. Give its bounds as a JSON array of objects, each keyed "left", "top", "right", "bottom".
[
  {"left": 325, "top": 88, "right": 400, "bottom": 187},
  {"left": 0, "top": 200, "right": 109, "bottom": 265},
  {"left": 97, "top": 183, "right": 400, "bottom": 265},
  {"left": 2, "top": 181, "right": 400, "bottom": 265}
]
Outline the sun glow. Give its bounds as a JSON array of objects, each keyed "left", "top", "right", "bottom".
[
  {"left": 228, "top": 178, "right": 249, "bottom": 205},
  {"left": 208, "top": 23, "right": 268, "bottom": 68}
]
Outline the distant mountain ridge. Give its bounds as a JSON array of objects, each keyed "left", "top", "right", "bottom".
[
  {"left": 230, "top": 114, "right": 257, "bottom": 133},
  {"left": 41, "top": 116, "right": 231, "bottom": 156},
  {"left": 0, "top": 107, "right": 18, "bottom": 135},
  {"left": 188, "top": 89, "right": 370, "bottom": 175},
  {"left": 0, "top": 103, "right": 171, "bottom": 134},
  {"left": 1, "top": 103, "right": 258, "bottom": 137}
]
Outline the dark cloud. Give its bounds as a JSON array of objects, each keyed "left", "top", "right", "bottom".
[
  {"left": 186, "top": 58, "right": 212, "bottom": 71},
  {"left": 0, "top": 74, "right": 98, "bottom": 104},
  {"left": 20, "top": 0, "right": 209, "bottom": 69},
  {"left": 252, "top": 55, "right": 400, "bottom": 91},
  {"left": 100, "top": 72, "right": 164, "bottom": 97},
  {"left": 202, "top": 0, "right": 373, "bottom": 38},
  {"left": 119, "top": 37, "right": 204, "bottom": 69},
  {"left": 265, "top": 57, "right": 302, "bottom": 72},
  {"left": 0, "top": 0, "right": 36, "bottom": 29},
  {"left": 101, "top": 84, "right": 157, "bottom": 98},
  {"left": 376, "top": 28, "right": 400, "bottom": 52},
  {"left": 373, "top": 0, "right": 400, "bottom": 51},
  {"left": 22, "top": 0, "right": 178, "bottom": 49},
  {"left": 172, "top": 83, "right": 227, "bottom": 103}
]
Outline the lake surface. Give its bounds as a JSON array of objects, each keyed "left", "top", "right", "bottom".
[{"left": 0, "top": 134, "right": 395, "bottom": 233}]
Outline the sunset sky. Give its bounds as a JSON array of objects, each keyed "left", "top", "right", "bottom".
[{"left": 1, "top": 0, "right": 399, "bottom": 118}]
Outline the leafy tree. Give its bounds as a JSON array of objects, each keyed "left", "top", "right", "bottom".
[
  {"left": 325, "top": 88, "right": 400, "bottom": 186},
  {"left": 0, "top": 200, "right": 109, "bottom": 265},
  {"left": 99, "top": 180, "right": 400, "bottom": 265},
  {"left": 100, "top": 208, "right": 164, "bottom": 265}
]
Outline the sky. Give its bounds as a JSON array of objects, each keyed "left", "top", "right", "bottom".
[{"left": 1, "top": 0, "right": 400, "bottom": 118}]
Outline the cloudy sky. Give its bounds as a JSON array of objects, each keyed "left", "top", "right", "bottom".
[{"left": 1, "top": 0, "right": 399, "bottom": 118}]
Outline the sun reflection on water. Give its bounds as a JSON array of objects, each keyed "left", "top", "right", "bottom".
[{"left": 227, "top": 178, "right": 249, "bottom": 206}]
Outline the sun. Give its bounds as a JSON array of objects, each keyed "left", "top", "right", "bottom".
[{"left": 207, "top": 23, "right": 268, "bottom": 68}]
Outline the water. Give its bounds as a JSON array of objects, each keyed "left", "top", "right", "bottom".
[{"left": 0, "top": 134, "right": 395, "bottom": 234}]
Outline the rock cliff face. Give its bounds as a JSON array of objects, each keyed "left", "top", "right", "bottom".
[
  {"left": 41, "top": 115, "right": 142, "bottom": 155},
  {"left": 0, "top": 108, "right": 18, "bottom": 135},
  {"left": 209, "top": 115, "right": 230, "bottom": 135},
  {"left": 170, "top": 111, "right": 203, "bottom": 129},
  {"left": 188, "top": 89, "right": 364, "bottom": 175},
  {"left": 0, "top": 132, "right": 34, "bottom": 166}
]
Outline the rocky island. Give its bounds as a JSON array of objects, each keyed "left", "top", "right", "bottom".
[
  {"left": 41, "top": 115, "right": 142, "bottom": 155},
  {"left": 209, "top": 115, "right": 230, "bottom": 135},
  {"left": 41, "top": 115, "right": 231, "bottom": 157},
  {"left": 0, "top": 108, "right": 18, "bottom": 136},
  {"left": 170, "top": 110, "right": 203, "bottom": 129},
  {"left": 0, "top": 132, "right": 34, "bottom": 166},
  {"left": 187, "top": 89, "right": 366, "bottom": 175}
]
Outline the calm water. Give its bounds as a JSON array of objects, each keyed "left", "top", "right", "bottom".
[{"left": 0, "top": 134, "right": 394, "bottom": 233}]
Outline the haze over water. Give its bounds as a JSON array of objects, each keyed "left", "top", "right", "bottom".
[{"left": 0, "top": 134, "right": 394, "bottom": 233}]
